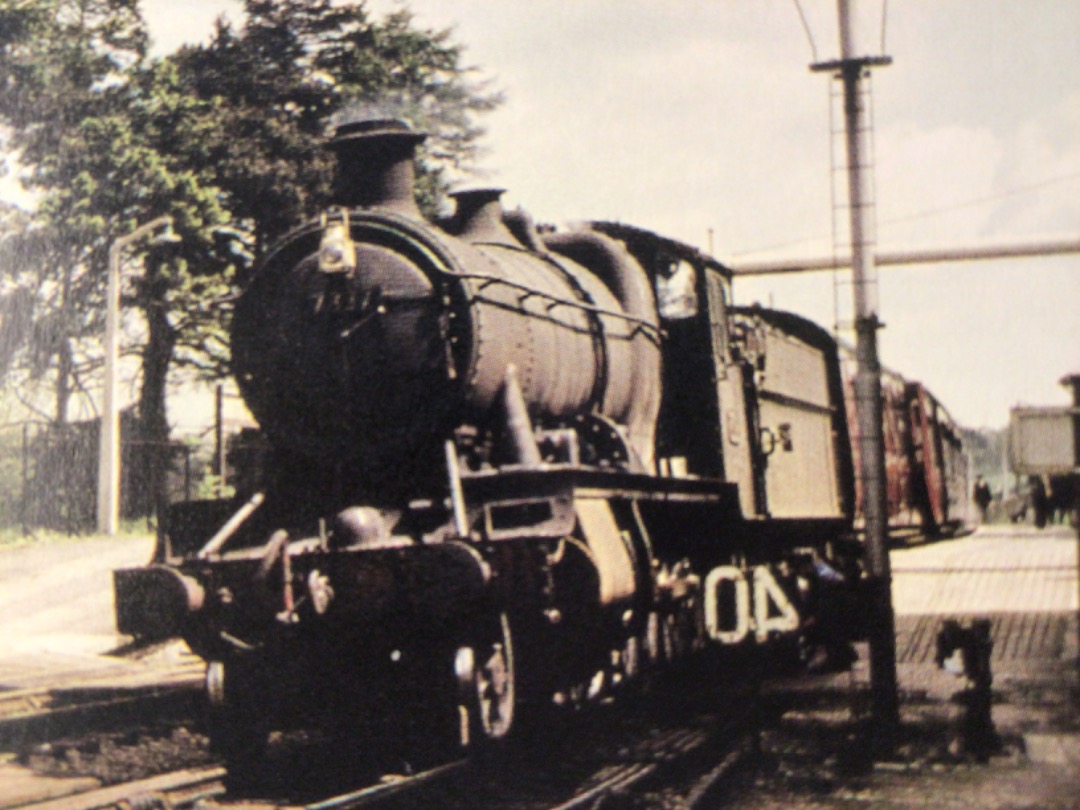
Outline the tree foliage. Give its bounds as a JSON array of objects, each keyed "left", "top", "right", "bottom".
[
  {"left": 0, "top": 0, "right": 500, "bottom": 446},
  {"left": 172, "top": 0, "right": 501, "bottom": 249},
  {"left": 0, "top": 0, "right": 151, "bottom": 422}
]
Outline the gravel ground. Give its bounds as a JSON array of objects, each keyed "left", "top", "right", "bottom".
[{"left": 17, "top": 725, "right": 214, "bottom": 786}]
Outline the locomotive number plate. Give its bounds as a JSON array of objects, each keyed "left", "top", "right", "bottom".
[{"left": 703, "top": 565, "right": 799, "bottom": 644}]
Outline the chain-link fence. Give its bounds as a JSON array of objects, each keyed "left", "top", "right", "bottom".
[{"left": 0, "top": 416, "right": 226, "bottom": 535}]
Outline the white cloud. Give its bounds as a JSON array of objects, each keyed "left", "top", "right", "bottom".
[{"left": 991, "top": 92, "right": 1080, "bottom": 237}]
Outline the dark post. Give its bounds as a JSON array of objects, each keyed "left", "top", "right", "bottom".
[
  {"left": 184, "top": 444, "right": 192, "bottom": 502},
  {"left": 1062, "top": 373, "right": 1080, "bottom": 467},
  {"left": 854, "top": 314, "right": 899, "bottom": 739},
  {"left": 215, "top": 383, "right": 226, "bottom": 497},
  {"left": 936, "top": 618, "right": 999, "bottom": 760},
  {"left": 1066, "top": 375, "right": 1080, "bottom": 670}
]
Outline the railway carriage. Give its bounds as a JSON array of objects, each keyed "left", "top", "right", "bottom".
[{"left": 841, "top": 354, "right": 969, "bottom": 539}]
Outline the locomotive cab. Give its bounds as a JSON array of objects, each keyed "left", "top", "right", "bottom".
[{"left": 592, "top": 223, "right": 854, "bottom": 530}]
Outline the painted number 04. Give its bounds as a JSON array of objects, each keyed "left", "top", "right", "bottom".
[{"left": 703, "top": 565, "right": 799, "bottom": 644}]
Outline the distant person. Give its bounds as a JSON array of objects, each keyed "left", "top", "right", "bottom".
[
  {"left": 973, "top": 476, "right": 992, "bottom": 524},
  {"left": 1029, "top": 475, "right": 1048, "bottom": 529}
]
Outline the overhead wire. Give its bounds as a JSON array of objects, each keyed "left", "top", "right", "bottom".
[
  {"left": 878, "top": 171, "right": 1080, "bottom": 228},
  {"left": 730, "top": 170, "right": 1080, "bottom": 259},
  {"left": 792, "top": 0, "right": 818, "bottom": 63},
  {"left": 880, "top": 0, "right": 889, "bottom": 55}
]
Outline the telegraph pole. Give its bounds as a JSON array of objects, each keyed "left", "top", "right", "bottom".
[{"left": 811, "top": 0, "right": 899, "bottom": 743}]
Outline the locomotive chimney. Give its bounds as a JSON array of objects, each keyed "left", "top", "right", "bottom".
[
  {"left": 330, "top": 118, "right": 426, "bottom": 218},
  {"left": 450, "top": 188, "right": 517, "bottom": 246}
]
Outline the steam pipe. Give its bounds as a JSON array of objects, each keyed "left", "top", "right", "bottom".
[
  {"left": 501, "top": 364, "right": 543, "bottom": 467},
  {"left": 729, "top": 237, "right": 1080, "bottom": 276},
  {"left": 543, "top": 230, "right": 661, "bottom": 473},
  {"left": 445, "top": 440, "right": 469, "bottom": 538},
  {"left": 197, "top": 492, "right": 265, "bottom": 559}
]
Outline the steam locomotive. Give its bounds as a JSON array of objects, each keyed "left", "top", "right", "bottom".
[{"left": 114, "top": 118, "right": 958, "bottom": 772}]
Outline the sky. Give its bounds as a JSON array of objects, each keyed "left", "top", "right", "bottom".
[{"left": 113, "top": 1, "right": 1080, "bottom": 428}]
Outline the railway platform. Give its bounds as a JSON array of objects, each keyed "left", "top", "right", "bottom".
[
  {"left": 0, "top": 534, "right": 205, "bottom": 809},
  {"left": 747, "top": 523, "right": 1080, "bottom": 809},
  {"left": 0, "top": 534, "right": 203, "bottom": 694}
]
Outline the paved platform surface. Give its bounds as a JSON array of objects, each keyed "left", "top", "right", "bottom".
[
  {"left": 0, "top": 535, "right": 204, "bottom": 809},
  {"left": 892, "top": 525, "right": 1079, "bottom": 615},
  {"left": 892, "top": 525, "right": 1079, "bottom": 669},
  {"left": 0, "top": 534, "right": 201, "bottom": 692},
  {"left": 876, "top": 524, "right": 1077, "bottom": 736}
]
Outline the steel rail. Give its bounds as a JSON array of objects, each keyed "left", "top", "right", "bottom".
[
  {"left": 0, "top": 643, "right": 204, "bottom": 722},
  {"left": 683, "top": 733, "right": 757, "bottom": 808},
  {"left": 296, "top": 758, "right": 469, "bottom": 810},
  {"left": 545, "top": 721, "right": 754, "bottom": 810},
  {"left": 12, "top": 758, "right": 470, "bottom": 810},
  {"left": 0, "top": 678, "right": 201, "bottom": 722},
  {"left": 547, "top": 762, "right": 657, "bottom": 810},
  {"left": 0, "top": 681, "right": 204, "bottom": 749},
  {"left": 16, "top": 767, "right": 226, "bottom": 810}
]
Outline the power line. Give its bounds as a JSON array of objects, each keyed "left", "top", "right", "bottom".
[
  {"left": 792, "top": 0, "right": 818, "bottom": 63},
  {"left": 730, "top": 170, "right": 1080, "bottom": 259},
  {"left": 879, "top": 170, "right": 1080, "bottom": 228}
]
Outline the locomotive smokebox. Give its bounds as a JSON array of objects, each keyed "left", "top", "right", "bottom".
[{"left": 330, "top": 117, "right": 426, "bottom": 217}]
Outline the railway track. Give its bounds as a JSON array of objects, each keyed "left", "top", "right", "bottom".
[
  {"left": 533, "top": 659, "right": 768, "bottom": 809},
  {"left": 548, "top": 727, "right": 714, "bottom": 810},
  {"left": 12, "top": 759, "right": 470, "bottom": 810},
  {"left": 10, "top": 767, "right": 226, "bottom": 810},
  {"left": 4, "top": 648, "right": 764, "bottom": 810},
  {"left": 7, "top": 694, "right": 759, "bottom": 810},
  {"left": 398, "top": 665, "right": 767, "bottom": 810},
  {"left": 10, "top": 721, "right": 753, "bottom": 810},
  {"left": 0, "top": 680, "right": 204, "bottom": 749},
  {"left": 0, "top": 644, "right": 205, "bottom": 748},
  {"left": 545, "top": 716, "right": 758, "bottom": 810}
]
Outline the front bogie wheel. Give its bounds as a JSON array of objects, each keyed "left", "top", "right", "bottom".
[
  {"left": 455, "top": 612, "right": 516, "bottom": 748},
  {"left": 206, "top": 659, "right": 269, "bottom": 790}
]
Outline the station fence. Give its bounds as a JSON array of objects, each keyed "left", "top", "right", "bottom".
[{"left": 0, "top": 417, "right": 247, "bottom": 536}]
